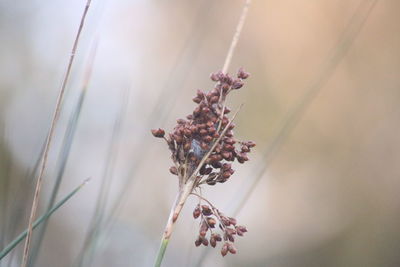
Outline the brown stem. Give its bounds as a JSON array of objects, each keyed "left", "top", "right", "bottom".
[{"left": 162, "top": 181, "right": 194, "bottom": 240}]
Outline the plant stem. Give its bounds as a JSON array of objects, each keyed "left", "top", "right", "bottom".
[
  {"left": 20, "top": 1, "right": 92, "bottom": 266},
  {"left": 154, "top": 181, "right": 194, "bottom": 267}
]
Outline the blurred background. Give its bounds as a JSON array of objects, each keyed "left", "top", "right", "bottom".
[{"left": 1, "top": 0, "right": 400, "bottom": 266}]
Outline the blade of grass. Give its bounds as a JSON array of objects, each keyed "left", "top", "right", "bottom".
[
  {"left": 27, "top": 38, "right": 99, "bottom": 267},
  {"left": 20, "top": 0, "right": 93, "bottom": 266},
  {"left": 0, "top": 178, "right": 90, "bottom": 261},
  {"left": 193, "top": 0, "right": 379, "bottom": 266},
  {"left": 4, "top": 139, "right": 46, "bottom": 267},
  {"left": 0, "top": 122, "right": 11, "bottom": 264}
]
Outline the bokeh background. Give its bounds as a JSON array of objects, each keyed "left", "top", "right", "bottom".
[{"left": 1, "top": 0, "right": 400, "bottom": 266}]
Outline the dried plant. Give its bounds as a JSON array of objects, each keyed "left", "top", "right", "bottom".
[{"left": 152, "top": 68, "right": 255, "bottom": 265}]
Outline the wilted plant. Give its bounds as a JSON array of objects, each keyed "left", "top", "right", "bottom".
[{"left": 152, "top": 68, "right": 255, "bottom": 265}]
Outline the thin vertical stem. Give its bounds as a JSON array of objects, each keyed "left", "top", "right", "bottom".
[
  {"left": 20, "top": 1, "right": 92, "bottom": 266},
  {"left": 222, "top": 0, "right": 252, "bottom": 74},
  {"left": 153, "top": 0, "right": 252, "bottom": 265}
]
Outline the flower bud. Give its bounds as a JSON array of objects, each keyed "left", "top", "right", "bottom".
[
  {"left": 169, "top": 166, "right": 178, "bottom": 175},
  {"left": 221, "top": 243, "right": 229, "bottom": 256},
  {"left": 151, "top": 128, "right": 165, "bottom": 138},
  {"left": 193, "top": 205, "right": 201, "bottom": 219}
]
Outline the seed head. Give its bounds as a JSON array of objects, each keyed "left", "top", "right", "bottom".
[{"left": 152, "top": 68, "right": 255, "bottom": 257}]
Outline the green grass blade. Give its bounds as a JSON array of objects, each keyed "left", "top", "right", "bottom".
[
  {"left": 27, "top": 38, "right": 98, "bottom": 267},
  {"left": 0, "top": 178, "right": 90, "bottom": 260},
  {"left": 154, "top": 239, "right": 169, "bottom": 267}
]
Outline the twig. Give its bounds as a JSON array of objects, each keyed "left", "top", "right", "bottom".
[{"left": 20, "top": 1, "right": 92, "bottom": 266}]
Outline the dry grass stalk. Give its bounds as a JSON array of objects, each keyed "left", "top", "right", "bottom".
[{"left": 20, "top": 1, "right": 92, "bottom": 266}]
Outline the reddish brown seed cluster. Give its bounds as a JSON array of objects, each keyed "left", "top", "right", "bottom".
[
  {"left": 151, "top": 68, "right": 255, "bottom": 181},
  {"left": 152, "top": 68, "right": 254, "bottom": 257},
  {"left": 193, "top": 203, "right": 247, "bottom": 256}
]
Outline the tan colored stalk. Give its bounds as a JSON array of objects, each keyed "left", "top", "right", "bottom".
[{"left": 20, "top": 1, "right": 92, "bottom": 266}]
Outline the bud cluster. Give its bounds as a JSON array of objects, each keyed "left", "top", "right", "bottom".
[
  {"left": 152, "top": 68, "right": 254, "bottom": 183},
  {"left": 192, "top": 201, "right": 247, "bottom": 256},
  {"left": 151, "top": 68, "right": 254, "bottom": 257}
]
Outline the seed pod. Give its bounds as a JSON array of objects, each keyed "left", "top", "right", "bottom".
[
  {"left": 199, "top": 129, "right": 208, "bottom": 135},
  {"left": 210, "top": 95, "right": 219, "bottom": 103},
  {"left": 228, "top": 243, "right": 237, "bottom": 254},
  {"left": 169, "top": 166, "right": 178, "bottom": 175},
  {"left": 222, "top": 163, "right": 231, "bottom": 171},
  {"left": 201, "top": 205, "right": 213, "bottom": 216},
  {"left": 193, "top": 205, "right": 201, "bottom": 219},
  {"left": 232, "top": 79, "right": 244, "bottom": 89},
  {"left": 222, "top": 172, "right": 231, "bottom": 179},
  {"left": 210, "top": 72, "right": 219, "bottom": 82},
  {"left": 206, "top": 179, "right": 216, "bottom": 185},
  {"left": 213, "top": 233, "right": 222, "bottom": 241},
  {"left": 193, "top": 106, "right": 201, "bottom": 116},
  {"left": 203, "top": 135, "right": 213, "bottom": 143},
  {"left": 203, "top": 167, "right": 212, "bottom": 175},
  {"left": 246, "top": 141, "right": 256, "bottom": 148},
  {"left": 241, "top": 145, "right": 250, "bottom": 152},
  {"left": 225, "top": 131, "right": 233, "bottom": 137},
  {"left": 202, "top": 107, "right": 210, "bottom": 113},
  {"left": 177, "top": 119, "right": 186, "bottom": 124},
  {"left": 224, "top": 138, "right": 236, "bottom": 144},
  {"left": 237, "top": 67, "right": 250, "bottom": 79},
  {"left": 195, "top": 238, "right": 202, "bottom": 247},
  {"left": 200, "top": 142, "right": 209, "bottom": 150},
  {"left": 228, "top": 217, "right": 237, "bottom": 226},
  {"left": 236, "top": 225, "right": 247, "bottom": 233},
  {"left": 222, "top": 152, "right": 231, "bottom": 160},
  {"left": 226, "top": 228, "right": 236, "bottom": 236},
  {"left": 208, "top": 127, "right": 216, "bottom": 134},
  {"left": 192, "top": 97, "right": 201, "bottom": 103},
  {"left": 207, "top": 217, "right": 217, "bottom": 228},
  {"left": 239, "top": 153, "right": 249, "bottom": 161},
  {"left": 183, "top": 128, "right": 192, "bottom": 137},
  {"left": 223, "top": 144, "right": 234, "bottom": 151},
  {"left": 222, "top": 83, "right": 230, "bottom": 92},
  {"left": 151, "top": 128, "right": 165, "bottom": 138},
  {"left": 221, "top": 243, "right": 229, "bottom": 257},
  {"left": 183, "top": 142, "right": 191, "bottom": 151},
  {"left": 174, "top": 134, "right": 183, "bottom": 144},
  {"left": 211, "top": 161, "right": 222, "bottom": 168},
  {"left": 210, "top": 236, "right": 217, "bottom": 248},
  {"left": 201, "top": 237, "right": 209, "bottom": 246},
  {"left": 221, "top": 216, "right": 231, "bottom": 226}
]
